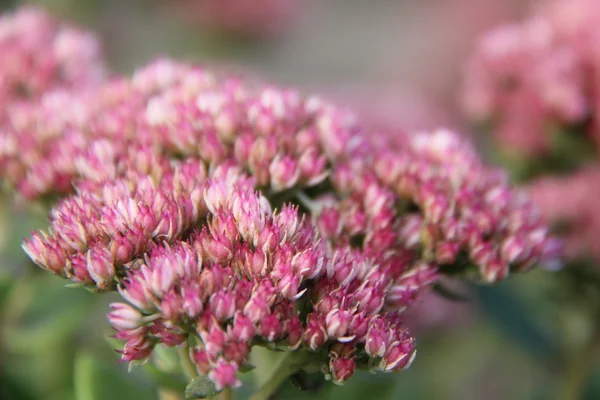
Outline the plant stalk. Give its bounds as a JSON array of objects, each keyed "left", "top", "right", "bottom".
[{"left": 248, "top": 351, "right": 311, "bottom": 400}]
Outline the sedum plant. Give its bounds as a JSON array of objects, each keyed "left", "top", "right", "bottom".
[{"left": 1, "top": 5, "right": 558, "bottom": 400}]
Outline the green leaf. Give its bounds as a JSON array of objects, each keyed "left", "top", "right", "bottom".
[
  {"left": 238, "top": 363, "right": 256, "bottom": 373},
  {"left": 474, "top": 284, "right": 557, "bottom": 358},
  {"left": 185, "top": 376, "right": 220, "bottom": 399}
]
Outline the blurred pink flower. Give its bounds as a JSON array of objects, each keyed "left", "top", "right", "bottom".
[
  {"left": 462, "top": 0, "right": 600, "bottom": 157},
  {"left": 527, "top": 167, "right": 600, "bottom": 262},
  {"left": 0, "top": 6, "right": 105, "bottom": 119}
]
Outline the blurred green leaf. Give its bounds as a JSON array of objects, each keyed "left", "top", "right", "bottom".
[
  {"left": 74, "top": 351, "right": 158, "bottom": 400},
  {"left": 474, "top": 284, "right": 557, "bottom": 358}
]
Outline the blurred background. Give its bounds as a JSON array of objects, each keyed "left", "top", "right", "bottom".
[{"left": 1, "top": 0, "right": 599, "bottom": 399}]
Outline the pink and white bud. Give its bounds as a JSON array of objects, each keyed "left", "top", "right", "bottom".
[
  {"left": 243, "top": 295, "right": 270, "bottom": 324},
  {"left": 108, "top": 303, "right": 144, "bottom": 331},
  {"left": 325, "top": 308, "right": 352, "bottom": 339},
  {"left": 229, "top": 312, "right": 256, "bottom": 342},
  {"left": 192, "top": 348, "right": 211, "bottom": 375},
  {"left": 209, "top": 290, "right": 236, "bottom": 321},
  {"left": 317, "top": 207, "right": 342, "bottom": 239},
  {"left": 119, "top": 274, "right": 155, "bottom": 312},
  {"left": 365, "top": 319, "right": 389, "bottom": 358},
  {"left": 285, "top": 315, "right": 303, "bottom": 350},
  {"left": 258, "top": 314, "right": 283, "bottom": 342},
  {"left": 276, "top": 273, "right": 301, "bottom": 299},
  {"left": 181, "top": 281, "right": 204, "bottom": 318},
  {"left": 500, "top": 236, "right": 528, "bottom": 264},
  {"left": 208, "top": 360, "right": 241, "bottom": 391},
  {"left": 269, "top": 154, "right": 300, "bottom": 191},
  {"left": 380, "top": 337, "right": 416, "bottom": 372},
  {"left": 298, "top": 147, "right": 328, "bottom": 186},
  {"left": 22, "top": 232, "right": 67, "bottom": 276},
  {"left": 329, "top": 357, "right": 355, "bottom": 385},
  {"left": 304, "top": 313, "right": 328, "bottom": 350},
  {"left": 87, "top": 246, "right": 116, "bottom": 290}
]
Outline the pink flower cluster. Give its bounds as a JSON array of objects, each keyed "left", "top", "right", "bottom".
[
  {"left": 108, "top": 175, "right": 418, "bottom": 389},
  {"left": 0, "top": 7, "right": 105, "bottom": 120},
  {"left": 11, "top": 43, "right": 556, "bottom": 391},
  {"left": 527, "top": 167, "right": 600, "bottom": 263},
  {"left": 0, "top": 60, "right": 204, "bottom": 199},
  {"left": 461, "top": 0, "right": 600, "bottom": 157}
]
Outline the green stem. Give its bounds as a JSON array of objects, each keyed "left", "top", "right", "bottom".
[
  {"left": 143, "top": 363, "right": 187, "bottom": 392},
  {"left": 158, "top": 387, "right": 183, "bottom": 400},
  {"left": 178, "top": 344, "right": 198, "bottom": 381},
  {"left": 249, "top": 352, "right": 312, "bottom": 400},
  {"left": 218, "top": 387, "right": 232, "bottom": 400}
]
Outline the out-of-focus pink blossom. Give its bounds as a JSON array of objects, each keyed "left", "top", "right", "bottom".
[
  {"left": 462, "top": 0, "right": 600, "bottom": 158},
  {"left": 527, "top": 167, "right": 600, "bottom": 263},
  {"left": 0, "top": 6, "right": 105, "bottom": 120}
]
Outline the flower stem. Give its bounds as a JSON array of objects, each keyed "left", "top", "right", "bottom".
[
  {"left": 249, "top": 351, "right": 311, "bottom": 400},
  {"left": 219, "top": 387, "right": 232, "bottom": 400},
  {"left": 178, "top": 343, "right": 198, "bottom": 381}
]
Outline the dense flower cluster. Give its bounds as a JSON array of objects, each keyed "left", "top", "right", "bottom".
[
  {"left": 0, "top": 3, "right": 555, "bottom": 388},
  {"left": 0, "top": 60, "right": 203, "bottom": 199},
  {"left": 0, "top": 6, "right": 104, "bottom": 121},
  {"left": 461, "top": 0, "right": 600, "bottom": 157},
  {"left": 15, "top": 55, "right": 558, "bottom": 390}
]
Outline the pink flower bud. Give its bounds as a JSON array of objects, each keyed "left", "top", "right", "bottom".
[
  {"left": 380, "top": 337, "right": 416, "bottom": 372},
  {"left": 481, "top": 257, "right": 509, "bottom": 283},
  {"left": 119, "top": 274, "right": 155, "bottom": 312},
  {"left": 500, "top": 236, "right": 528, "bottom": 264},
  {"left": 181, "top": 280, "right": 204, "bottom": 318},
  {"left": 243, "top": 295, "right": 270, "bottom": 324},
  {"left": 329, "top": 357, "right": 355, "bottom": 385},
  {"left": 325, "top": 308, "right": 353, "bottom": 340},
  {"left": 258, "top": 314, "right": 283, "bottom": 341},
  {"left": 276, "top": 273, "right": 301, "bottom": 299},
  {"left": 208, "top": 359, "right": 241, "bottom": 391},
  {"left": 160, "top": 291, "right": 183, "bottom": 322},
  {"left": 317, "top": 207, "right": 341, "bottom": 239},
  {"left": 210, "top": 290, "right": 236, "bottom": 321},
  {"left": 229, "top": 312, "right": 256, "bottom": 342},
  {"left": 269, "top": 154, "right": 300, "bottom": 191},
  {"left": 223, "top": 341, "right": 250, "bottom": 366},
  {"left": 365, "top": 319, "right": 389, "bottom": 358},
  {"left": 87, "top": 246, "right": 115, "bottom": 290},
  {"left": 285, "top": 315, "right": 303, "bottom": 350},
  {"left": 108, "top": 303, "right": 143, "bottom": 331},
  {"left": 298, "top": 147, "right": 328, "bottom": 186},
  {"left": 192, "top": 348, "right": 211, "bottom": 374},
  {"left": 201, "top": 325, "right": 227, "bottom": 361},
  {"left": 304, "top": 313, "right": 327, "bottom": 350},
  {"left": 435, "top": 241, "right": 461, "bottom": 265},
  {"left": 22, "top": 232, "right": 68, "bottom": 276}
]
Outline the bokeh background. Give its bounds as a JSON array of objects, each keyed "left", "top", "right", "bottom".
[{"left": 1, "top": 1, "right": 599, "bottom": 399}]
